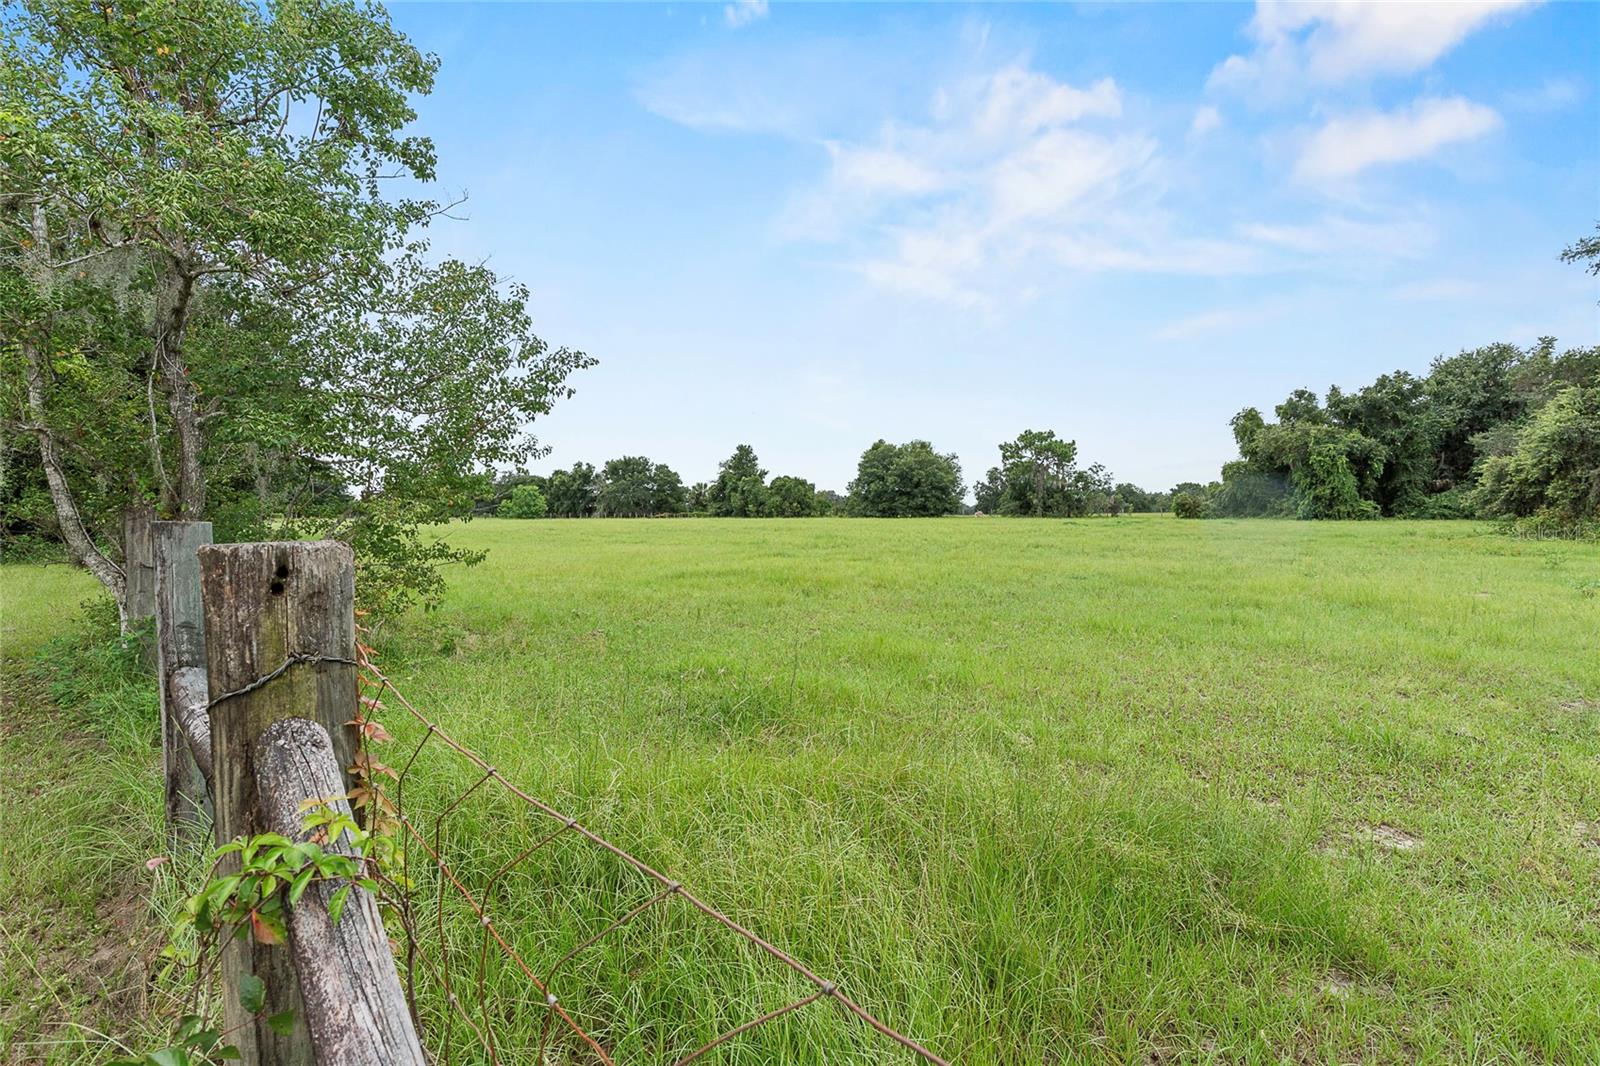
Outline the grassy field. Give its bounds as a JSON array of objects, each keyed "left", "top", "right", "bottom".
[{"left": 4, "top": 516, "right": 1600, "bottom": 1063}]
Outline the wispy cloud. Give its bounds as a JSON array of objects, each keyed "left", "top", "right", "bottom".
[
  {"left": 1240, "top": 213, "right": 1437, "bottom": 259},
  {"left": 1391, "top": 278, "right": 1490, "bottom": 302},
  {"left": 1503, "top": 76, "right": 1584, "bottom": 114},
  {"left": 1294, "top": 96, "right": 1501, "bottom": 181},
  {"left": 724, "top": 0, "right": 768, "bottom": 30},
  {"left": 1189, "top": 105, "right": 1222, "bottom": 139},
  {"left": 1153, "top": 308, "right": 1263, "bottom": 342},
  {"left": 780, "top": 61, "right": 1271, "bottom": 305},
  {"left": 1211, "top": 0, "right": 1537, "bottom": 97}
]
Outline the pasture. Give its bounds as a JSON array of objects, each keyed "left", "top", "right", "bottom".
[{"left": 5, "top": 516, "right": 1600, "bottom": 1063}]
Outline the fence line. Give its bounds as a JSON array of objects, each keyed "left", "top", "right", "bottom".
[
  {"left": 146, "top": 528, "right": 951, "bottom": 1064},
  {"left": 358, "top": 650, "right": 953, "bottom": 1066}
]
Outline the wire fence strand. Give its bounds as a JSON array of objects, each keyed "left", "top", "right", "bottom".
[{"left": 353, "top": 647, "right": 951, "bottom": 1066}]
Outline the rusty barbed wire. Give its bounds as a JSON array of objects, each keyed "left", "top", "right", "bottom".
[{"left": 351, "top": 643, "right": 952, "bottom": 1066}]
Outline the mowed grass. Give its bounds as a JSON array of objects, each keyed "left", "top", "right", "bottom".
[
  {"left": 367, "top": 517, "right": 1600, "bottom": 1064},
  {"left": 3, "top": 517, "right": 1598, "bottom": 1063}
]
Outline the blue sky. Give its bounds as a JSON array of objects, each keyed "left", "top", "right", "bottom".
[{"left": 389, "top": 1, "right": 1599, "bottom": 494}]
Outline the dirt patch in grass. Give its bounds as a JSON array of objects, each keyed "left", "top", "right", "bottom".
[{"left": 1367, "top": 823, "right": 1423, "bottom": 851}]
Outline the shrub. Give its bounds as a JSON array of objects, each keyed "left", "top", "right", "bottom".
[
  {"left": 1172, "top": 492, "right": 1207, "bottom": 519},
  {"left": 1407, "top": 485, "right": 1476, "bottom": 520},
  {"left": 497, "top": 484, "right": 548, "bottom": 519},
  {"left": 1474, "top": 384, "right": 1599, "bottom": 535},
  {"left": 1292, "top": 434, "right": 1380, "bottom": 520}
]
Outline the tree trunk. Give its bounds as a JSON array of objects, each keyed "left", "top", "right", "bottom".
[
  {"left": 154, "top": 254, "right": 206, "bottom": 518},
  {"left": 19, "top": 202, "right": 128, "bottom": 624},
  {"left": 23, "top": 340, "right": 129, "bottom": 625}
]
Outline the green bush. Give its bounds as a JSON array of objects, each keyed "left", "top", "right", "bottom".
[
  {"left": 1500, "top": 511, "right": 1600, "bottom": 541},
  {"left": 1406, "top": 485, "right": 1476, "bottom": 520},
  {"left": 497, "top": 484, "right": 548, "bottom": 519},
  {"left": 1474, "top": 384, "right": 1598, "bottom": 534},
  {"left": 1172, "top": 492, "right": 1207, "bottom": 519}
]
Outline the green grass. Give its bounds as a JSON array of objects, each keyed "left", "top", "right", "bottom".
[
  {"left": 0, "top": 581, "right": 192, "bottom": 1064},
  {"left": 5, "top": 517, "right": 1600, "bottom": 1063}
]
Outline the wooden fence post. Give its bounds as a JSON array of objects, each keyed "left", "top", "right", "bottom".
[
  {"left": 154, "top": 520, "right": 214, "bottom": 841},
  {"left": 123, "top": 503, "right": 157, "bottom": 622},
  {"left": 201, "top": 541, "right": 361, "bottom": 1066}
]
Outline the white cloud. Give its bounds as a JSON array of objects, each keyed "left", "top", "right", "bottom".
[
  {"left": 782, "top": 62, "right": 1259, "bottom": 304},
  {"left": 1189, "top": 105, "right": 1223, "bottom": 138},
  {"left": 1211, "top": 0, "right": 1537, "bottom": 95},
  {"left": 1503, "top": 76, "right": 1583, "bottom": 113},
  {"left": 1391, "top": 278, "right": 1490, "bottom": 302},
  {"left": 824, "top": 139, "right": 946, "bottom": 196},
  {"left": 1153, "top": 308, "right": 1259, "bottom": 342},
  {"left": 1240, "top": 214, "right": 1437, "bottom": 258},
  {"left": 1294, "top": 96, "right": 1501, "bottom": 181},
  {"left": 724, "top": 0, "right": 768, "bottom": 29}
]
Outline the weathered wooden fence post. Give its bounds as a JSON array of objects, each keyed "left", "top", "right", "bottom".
[
  {"left": 123, "top": 503, "right": 157, "bottom": 623},
  {"left": 201, "top": 541, "right": 361, "bottom": 1066},
  {"left": 154, "top": 519, "right": 214, "bottom": 841}
]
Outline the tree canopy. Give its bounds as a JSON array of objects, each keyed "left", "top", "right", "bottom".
[
  {"left": 596, "top": 456, "right": 686, "bottom": 517},
  {"left": 847, "top": 440, "right": 963, "bottom": 517},
  {"left": 708, "top": 444, "right": 768, "bottom": 517},
  {"left": 0, "top": 0, "right": 590, "bottom": 616},
  {"left": 976, "top": 430, "right": 1118, "bottom": 517},
  {"left": 1206, "top": 337, "right": 1597, "bottom": 528}
]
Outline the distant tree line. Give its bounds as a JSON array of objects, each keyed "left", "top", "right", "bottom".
[
  {"left": 1170, "top": 335, "right": 1597, "bottom": 534},
  {"left": 1168, "top": 227, "right": 1599, "bottom": 536},
  {"left": 482, "top": 432, "right": 1172, "bottom": 520}
]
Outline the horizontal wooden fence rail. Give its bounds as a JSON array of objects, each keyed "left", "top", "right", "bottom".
[{"left": 254, "top": 716, "right": 426, "bottom": 1066}]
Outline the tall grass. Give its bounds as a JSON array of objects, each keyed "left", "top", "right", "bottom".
[
  {"left": 4, "top": 516, "right": 1598, "bottom": 1063},
  {"left": 0, "top": 592, "right": 205, "bottom": 1064},
  {"left": 373, "top": 517, "right": 1599, "bottom": 1063}
]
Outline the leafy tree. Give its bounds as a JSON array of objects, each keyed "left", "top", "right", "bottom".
[
  {"left": 687, "top": 482, "right": 710, "bottom": 514},
  {"left": 651, "top": 463, "right": 688, "bottom": 515},
  {"left": 1217, "top": 392, "right": 1381, "bottom": 520},
  {"left": 497, "top": 484, "right": 547, "bottom": 519},
  {"left": 1508, "top": 337, "right": 1600, "bottom": 411},
  {"left": 545, "top": 462, "right": 598, "bottom": 518},
  {"left": 597, "top": 456, "right": 657, "bottom": 517},
  {"left": 972, "top": 468, "right": 1005, "bottom": 513},
  {"left": 1326, "top": 372, "right": 1436, "bottom": 515},
  {"left": 1209, "top": 461, "right": 1290, "bottom": 517},
  {"left": 980, "top": 430, "right": 1117, "bottom": 517},
  {"left": 1425, "top": 343, "right": 1526, "bottom": 489},
  {"left": 1562, "top": 222, "right": 1600, "bottom": 283},
  {"left": 765, "top": 475, "right": 820, "bottom": 517},
  {"left": 1475, "top": 384, "right": 1599, "bottom": 531},
  {"left": 814, "top": 488, "right": 846, "bottom": 515},
  {"left": 997, "top": 429, "right": 1079, "bottom": 516},
  {"left": 1112, "top": 483, "right": 1167, "bottom": 513},
  {"left": 1274, "top": 389, "right": 1327, "bottom": 426},
  {"left": 1172, "top": 493, "right": 1206, "bottom": 519},
  {"left": 708, "top": 444, "right": 768, "bottom": 517},
  {"left": 592, "top": 456, "right": 686, "bottom": 517},
  {"left": 1073, "top": 462, "right": 1115, "bottom": 515},
  {"left": 0, "top": 0, "right": 589, "bottom": 619},
  {"left": 847, "top": 440, "right": 962, "bottom": 517},
  {"left": 477, "top": 471, "right": 547, "bottom": 516}
]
